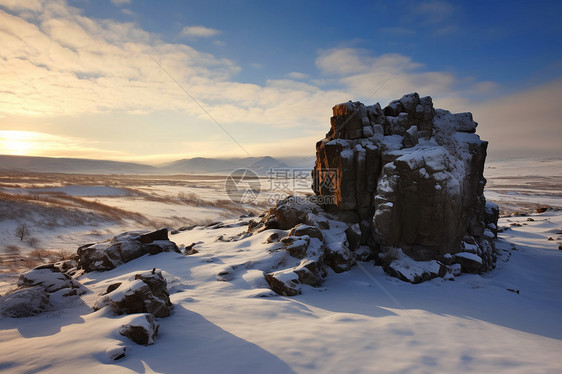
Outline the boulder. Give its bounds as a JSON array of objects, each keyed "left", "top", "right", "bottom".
[
  {"left": 119, "top": 313, "right": 159, "bottom": 345},
  {"left": 261, "top": 196, "right": 322, "bottom": 230},
  {"left": 18, "top": 265, "right": 86, "bottom": 295},
  {"left": 94, "top": 270, "right": 172, "bottom": 318},
  {"left": 77, "top": 229, "right": 180, "bottom": 272},
  {"left": 454, "top": 252, "right": 484, "bottom": 274},
  {"left": 0, "top": 286, "right": 50, "bottom": 318}
]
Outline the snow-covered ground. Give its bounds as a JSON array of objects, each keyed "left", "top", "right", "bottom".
[{"left": 0, "top": 160, "right": 561, "bottom": 373}]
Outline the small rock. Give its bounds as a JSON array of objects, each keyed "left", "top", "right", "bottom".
[
  {"left": 119, "top": 313, "right": 159, "bottom": 345},
  {"left": 454, "top": 252, "right": 484, "bottom": 274},
  {"left": 548, "top": 237, "right": 554, "bottom": 241},
  {"left": 265, "top": 269, "right": 302, "bottom": 296},
  {"left": 266, "top": 232, "right": 280, "bottom": 243},
  {"left": 106, "top": 343, "right": 127, "bottom": 360}
]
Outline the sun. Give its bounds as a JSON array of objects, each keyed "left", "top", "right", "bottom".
[{"left": 0, "top": 130, "right": 38, "bottom": 156}]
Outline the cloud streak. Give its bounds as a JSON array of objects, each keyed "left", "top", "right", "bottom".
[{"left": 180, "top": 25, "right": 221, "bottom": 38}]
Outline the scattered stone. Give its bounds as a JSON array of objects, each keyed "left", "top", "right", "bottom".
[
  {"left": 536, "top": 207, "right": 548, "bottom": 213},
  {"left": 527, "top": 217, "right": 535, "bottom": 222},
  {"left": 119, "top": 313, "right": 159, "bottom": 345},
  {"left": 548, "top": 237, "right": 554, "bottom": 241}
]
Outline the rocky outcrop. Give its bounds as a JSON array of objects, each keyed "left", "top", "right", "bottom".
[
  {"left": 17, "top": 264, "right": 87, "bottom": 294},
  {"left": 94, "top": 269, "right": 172, "bottom": 318},
  {"left": 77, "top": 229, "right": 180, "bottom": 272},
  {"left": 260, "top": 197, "right": 361, "bottom": 295},
  {"left": 312, "top": 93, "right": 498, "bottom": 281},
  {"left": 0, "top": 286, "right": 50, "bottom": 318},
  {"left": 0, "top": 264, "right": 88, "bottom": 317}
]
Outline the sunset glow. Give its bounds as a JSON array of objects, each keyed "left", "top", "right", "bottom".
[
  {"left": 0, "top": 0, "right": 560, "bottom": 162},
  {"left": 0, "top": 130, "right": 39, "bottom": 156}
]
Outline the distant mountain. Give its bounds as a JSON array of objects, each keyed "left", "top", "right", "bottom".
[
  {"left": 163, "top": 156, "right": 293, "bottom": 175},
  {"left": 0, "top": 154, "right": 314, "bottom": 175},
  {"left": 162, "top": 157, "right": 249, "bottom": 174},
  {"left": 278, "top": 155, "right": 316, "bottom": 170},
  {"left": 0, "top": 155, "right": 158, "bottom": 175},
  {"left": 246, "top": 156, "right": 290, "bottom": 175}
]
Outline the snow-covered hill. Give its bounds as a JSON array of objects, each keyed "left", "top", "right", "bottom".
[{"left": 0, "top": 211, "right": 561, "bottom": 373}]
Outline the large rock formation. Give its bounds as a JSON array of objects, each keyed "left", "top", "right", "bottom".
[{"left": 312, "top": 93, "right": 498, "bottom": 280}]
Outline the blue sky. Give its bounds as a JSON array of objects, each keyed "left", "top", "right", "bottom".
[{"left": 0, "top": 0, "right": 560, "bottom": 162}]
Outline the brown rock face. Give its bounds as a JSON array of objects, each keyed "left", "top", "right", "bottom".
[{"left": 313, "top": 93, "right": 498, "bottom": 268}]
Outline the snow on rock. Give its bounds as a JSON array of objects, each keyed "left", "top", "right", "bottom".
[
  {"left": 312, "top": 93, "right": 498, "bottom": 283},
  {"left": 119, "top": 313, "right": 159, "bottom": 345},
  {"left": 0, "top": 286, "right": 50, "bottom": 318},
  {"left": 455, "top": 251, "right": 485, "bottom": 274},
  {"left": 94, "top": 269, "right": 172, "bottom": 318},
  {"left": 382, "top": 248, "right": 445, "bottom": 283},
  {"left": 105, "top": 343, "right": 127, "bottom": 360},
  {"left": 0, "top": 264, "right": 88, "bottom": 318},
  {"left": 18, "top": 264, "right": 87, "bottom": 295},
  {"left": 77, "top": 228, "right": 180, "bottom": 272}
]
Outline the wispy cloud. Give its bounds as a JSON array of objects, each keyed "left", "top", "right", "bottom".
[
  {"left": 2, "top": 0, "right": 553, "bottom": 161},
  {"left": 180, "top": 25, "right": 221, "bottom": 38},
  {"left": 287, "top": 72, "right": 309, "bottom": 79},
  {"left": 110, "top": 0, "right": 131, "bottom": 6},
  {"left": 0, "top": 0, "right": 42, "bottom": 12}
]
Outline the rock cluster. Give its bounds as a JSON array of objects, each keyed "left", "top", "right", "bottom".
[
  {"left": 311, "top": 93, "right": 498, "bottom": 281},
  {"left": 77, "top": 229, "right": 180, "bottom": 272},
  {"left": 256, "top": 196, "right": 369, "bottom": 296},
  {"left": 0, "top": 264, "right": 87, "bottom": 318},
  {"left": 94, "top": 269, "right": 172, "bottom": 347}
]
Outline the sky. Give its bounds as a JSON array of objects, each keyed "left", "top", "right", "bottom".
[{"left": 0, "top": 0, "right": 561, "bottom": 164}]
